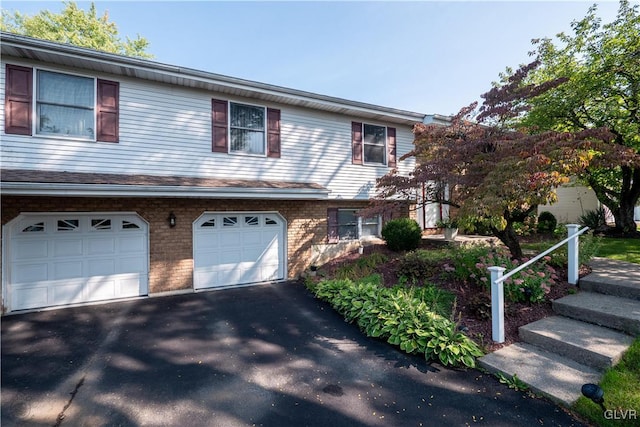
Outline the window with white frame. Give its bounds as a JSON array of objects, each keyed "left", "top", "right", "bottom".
[
  {"left": 363, "top": 124, "right": 386, "bottom": 164},
  {"left": 36, "top": 70, "right": 95, "bottom": 139},
  {"left": 337, "top": 209, "right": 381, "bottom": 240},
  {"left": 230, "top": 102, "right": 266, "bottom": 155}
]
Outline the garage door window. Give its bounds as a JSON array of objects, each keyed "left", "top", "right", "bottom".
[
  {"left": 122, "top": 221, "right": 141, "bottom": 229},
  {"left": 91, "top": 219, "right": 112, "bottom": 230},
  {"left": 201, "top": 219, "right": 216, "bottom": 228},
  {"left": 223, "top": 216, "right": 238, "bottom": 227},
  {"left": 23, "top": 222, "right": 45, "bottom": 233},
  {"left": 245, "top": 216, "right": 259, "bottom": 226},
  {"left": 265, "top": 217, "right": 278, "bottom": 225},
  {"left": 57, "top": 219, "right": 79, "bottom": 231}
]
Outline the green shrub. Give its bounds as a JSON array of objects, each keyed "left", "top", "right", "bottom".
[
  {"left": 443, "top": 246, "right": 559, "bottom": 303},
  {"left": 396, "top": 250, "right": 448, "bottom": 283},
  {"left": 579, "top": 207, "right": 607, "bottom": 230},
  {"left": 381, "top": 218, "right": 422, "bottom": 252},
  {"left": 537, "top": 211, "right": 557, "bottom": 234},
  {"left": 307, "top": 276, "right": 482, "bottom": 368}
]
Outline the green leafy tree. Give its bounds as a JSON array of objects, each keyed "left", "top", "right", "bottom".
[
  {"left": 507, "top": 0, "right": 640, "bottom": 235},
  {"left": 1, "top": 1, "right": 152, "bottom": 58}
]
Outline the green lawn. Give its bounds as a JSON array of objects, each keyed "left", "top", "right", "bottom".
[
  {"left": 594, "top": 237, "right": 640, "bottom": 264},
  {"left": 522, "top": 236, "right": 640, "bottom": 265},
  {"left": 573, "top": 338, "right": 640, "bottom": 427}
]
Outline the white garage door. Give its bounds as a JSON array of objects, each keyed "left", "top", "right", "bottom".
[
  {"left": 193, "top": 212, "right": 286, "bottom": 290},
  {"left": 5, "top": 213, "right": 148, "bottom": 312}
]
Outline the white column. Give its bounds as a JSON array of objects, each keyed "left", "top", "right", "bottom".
[
  {"left": 488, "top": 266, "right": 506, "bottom": 343},
  {"left": 567, "top": 224, "right": 580, "bottom": 285}
]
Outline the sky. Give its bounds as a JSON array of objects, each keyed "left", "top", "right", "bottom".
[{"left": 1, "top": 0, "right": 624, "bottom": 116}]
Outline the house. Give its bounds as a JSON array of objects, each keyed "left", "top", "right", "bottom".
[
  {"left": 536, "top": 184, "right": 600, "bottom": 224},
  {"left": 0, "top": 32, "right": 439, "bottom": 314}
]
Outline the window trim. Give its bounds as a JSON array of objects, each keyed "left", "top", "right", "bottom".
[
  {"left": 362, "top": 122, "right": 387, "bottom": 166},
  {"left": 352, "top": 121, "right": 396, "bottom": 167},
  {"left": 33, "top": 67, "right": 98, "bottom": 142},
  {"left": 228, "top": 101, "right": 268, "bottom": 157}
]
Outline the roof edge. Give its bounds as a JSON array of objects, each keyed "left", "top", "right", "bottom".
[{"left": 1, "top": 32, "right": 429, "bottom": 124}]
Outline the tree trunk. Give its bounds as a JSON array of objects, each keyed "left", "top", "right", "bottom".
[
  {"left": 610, "top": 200, "right": 638, "bottom": 235},
  {"left": 589, "top": 166, "right": 640, "bottom": 236},
  {"left": 492, "top": 222, "right": 524, "bottom": 260}
]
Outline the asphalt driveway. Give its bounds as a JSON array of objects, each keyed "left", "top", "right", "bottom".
[{"left": 2, "top": 281, "right": 588, "bottom": 426}]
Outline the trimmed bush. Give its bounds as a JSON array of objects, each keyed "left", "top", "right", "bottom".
[
  {"left": 537, "top": 211, "right": 557, "bottom": 234},
  {"left": 381, "top": 218, "right": 422, "bottom": 252}
]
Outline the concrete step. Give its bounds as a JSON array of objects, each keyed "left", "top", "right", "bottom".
[
  {"left": 478, "top": 342, "right": 601, "bottom": 407},
  {"left": 519, "top": 316, "right": 634, "bottom": 371},
  {"left": 552, "top": 292, "right": 640, "bottom": 336},
  {"left": 582, "top": 258, "right": 640, "bottom": 301}
]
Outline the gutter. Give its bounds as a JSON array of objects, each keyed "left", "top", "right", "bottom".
[{"left": 0, "top": 182, "right": 331, "bottom": 200}]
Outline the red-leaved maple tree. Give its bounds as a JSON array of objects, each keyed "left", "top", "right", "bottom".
[{"left": 369, "top": 60, "right": 638, "bottom": 259}]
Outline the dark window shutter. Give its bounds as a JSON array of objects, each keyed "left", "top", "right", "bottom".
[
  {"left": 267, "top": 108, "right": 281, "bottom": 158},
  {"left": 351, "top": 122, "right": 363, "bottom": 164},
  {"left": 387, "top": 127, "right": 396, "bottom": 168},
  {"left": 97, "top": 79, "right": 119, "bottom": 142},
  {"left": 5, "top": 64, "right": 33, "bottom": 135},
  {"left": 327, "top": 208, "right": 339, "bottom": 244},
  {"left": 212, "top": 99, "right": 228, "bottom": 153}
]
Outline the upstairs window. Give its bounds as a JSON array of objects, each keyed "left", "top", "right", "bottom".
[
  {"left": 363, "top": 124, "right": 386, "bottom": 164},
  {"left": 351, "top": 122, "right": 396, "bottom": 167},
  {"left": 230, "top": 103, "right": 266, "bottom": 155},
  {"left": 211, "top": 99, "right": 280, "bottom": 157},
  {"left": 37, "top": 70, "right": 95, "bottom": 139},
  {"left": 4, "top": 64, "right": 119, "bottom": 142}
]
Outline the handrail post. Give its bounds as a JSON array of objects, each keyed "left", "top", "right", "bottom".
[
  {"left": 567, "top": 224, "right": 580, "bottom": 285},
  {"left": 488, "top": 266, "right": 506, "bottom": 343}
]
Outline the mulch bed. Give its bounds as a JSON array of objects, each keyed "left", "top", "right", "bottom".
[{"left": 315, "top": 243, "right": 591, "bottom": 353}]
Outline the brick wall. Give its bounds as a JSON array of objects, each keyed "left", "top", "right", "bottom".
[{"left": 1, "top": 196, "right": 401, "bottom": 295}]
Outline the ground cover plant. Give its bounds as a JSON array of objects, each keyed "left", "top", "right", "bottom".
[
  {"left": 304, "top": 271, "right": 482, "bottom": 368},
  {"left": 573, "top": 337, "right": 640, "bottom": 427}
]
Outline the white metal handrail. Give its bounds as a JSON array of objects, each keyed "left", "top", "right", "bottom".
[{"left": 487, "top": 224, "right": 590, "bottom": 343}]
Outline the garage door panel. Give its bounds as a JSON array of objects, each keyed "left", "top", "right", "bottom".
[
  {"left": 195, "top": 251, "right": 219, "bottom": 267},
  {"left": 52, "top": 281, "right": 84, "bottom": 305},
  {"left": 53, "top": 261, "right": 83, "bottom": 280},
  {"left": 86, "top": 278, "right": 117, "bottom": 301},
  {"left": 13, "top": 286, "right": 48, "bottom": 310},
  {"left": 242, "top": 232, "right": 262, "bottom": 246},
  {"left": 119, "top": 275, "right": 144, "bottom": 295},
  {"left": 14, "top": 263, "right": 48, "bottom": 283},
  {"left": 7, "top": 213, "right": 149, "bottom": 312},
  {"left": 88, "top": 238, "right": 115, "bottom": 255},
  {"left": 220, "top": 250, "right": 242, "bottom": 264},
  {"left": 88, "top": 258, "right": 116, "bottom": 276},
  {"left": 120, "top": 256, "right": 146, "bottom": 273},
  {"left": 119, "top": 235, "right": 146, "bottom": 253},
  {"left": 54, "top": 239, "right": 83, "bottom": 257},
  {"left": 14, "top": 240, "right": 48, "bottom": 259},
  {"left": 196, "top": 234, "right": 219, "bottom": 249}
]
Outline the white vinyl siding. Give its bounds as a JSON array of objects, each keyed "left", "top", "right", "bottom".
[{"left": 1, "top": 60, "right": 416, "bottom": 200}]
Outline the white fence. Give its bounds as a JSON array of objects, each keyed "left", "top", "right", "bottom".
[{"left": 487, "top": 224, "right": 590, "bottom": 343}]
